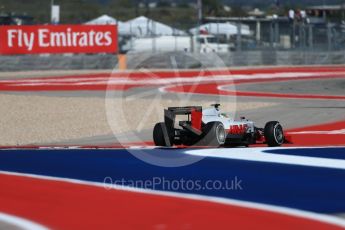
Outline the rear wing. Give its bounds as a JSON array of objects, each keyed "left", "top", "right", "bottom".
[
  {"left": 167, "top": 106, "right": 202, "bottom": 115},
  {"left": 164, "top": 106, "right": 203, "bottom": 135}
]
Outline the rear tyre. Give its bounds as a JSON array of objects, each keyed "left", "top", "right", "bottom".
[
  {"left": 202, "top": 122, "right": 226, "bottom": 147},
  {"left": 264, "top": 121, "right": 284, "bottom": 147},
  {"left": 153, "top": 122, "right": 172, "bottom": 147}
]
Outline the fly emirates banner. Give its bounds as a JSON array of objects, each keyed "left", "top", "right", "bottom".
[{"left": 0, "top": 25, "right": 118, "bottom": 54}]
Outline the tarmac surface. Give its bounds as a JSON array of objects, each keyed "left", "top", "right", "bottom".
[
  {"left": 0, "top": 68, "right": 344, "bottom": 145},
  {"left": 235, "top": 78, "right": 345, "bottom": 96},
  {"left": 58, "top": 77, "right": 345, "bottom": 145}
]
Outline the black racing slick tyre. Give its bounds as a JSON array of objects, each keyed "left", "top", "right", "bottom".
[
  {"left": 202, "top": 122, "right": 226, "bottom": 147},
  {"left": 264, "top": 121, "right": 284, "bottom": 147},
  {"left": 153, "top": 122, "right": 172, "bottom": 147}
]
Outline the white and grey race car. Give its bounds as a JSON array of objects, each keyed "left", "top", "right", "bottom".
[{"left": 153, "top": 104, "right": 286, "bottom": 147}]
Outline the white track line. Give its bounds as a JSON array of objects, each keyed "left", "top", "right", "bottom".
[
  {"left": 185, "top": 147, "right": 345, "bottom": 170},
  {"left": 288, "top": 129, "right": 345, "bottom": 134},
  {"left": 0, "top": 212, "right": 48, "bottom": 230},
  {"left": 0, "top": 170, "right": 345, "bottom": 229}
]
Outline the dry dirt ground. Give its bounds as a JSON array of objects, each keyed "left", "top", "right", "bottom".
[{"left": 0, "top": 93, "right": 275, "bottom": 145}]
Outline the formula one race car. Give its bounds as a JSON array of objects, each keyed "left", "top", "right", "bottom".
[{"left": 153, "top": 104, "right": 286, "bottom": 147}]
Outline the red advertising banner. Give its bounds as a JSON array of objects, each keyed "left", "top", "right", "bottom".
[{"left": 0, "top": 25, "right": 118, "bottom": 54}]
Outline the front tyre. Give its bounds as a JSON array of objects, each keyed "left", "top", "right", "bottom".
[{"left": 264, "top": 121, "right": 284, "bottom": 147}]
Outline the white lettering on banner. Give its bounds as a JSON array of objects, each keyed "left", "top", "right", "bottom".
[
  {"left": 66, "top": 28, "right": 72, "bottom": 47},
  {"left": 50, "top": 32, "right": 67, "bottom": 46},
  {"left": 25, "top": 32, "right": 34, "bottom": 51},
  {"left": 89, "top": 30, "right": 95, "bottom": 46},
  {"left": 104, "top": 32, "right": 112, "bottom": 46},
  {"left": 79, "top": 33, "right": 88, "bottom": 47},
  {"left": 95, "top": 32, "right": 103, "bottom": 46},
  {"left": 72, "top": 32, "right": 80, "bottom": 47},
  {"left": 38, "top": 29, "right": 50, "bottom": 47},
  {"left": 7, "top": 30, "right": 35, "bottom": 51},
  {"left": 6, "top": 27, "right": 113, "bottom": 51},
  {"left": 7, "top": 29, "right": 17, "bottom": 47},
  {"left": 18, "top": 30, "right": 22, "bottom": 47}
]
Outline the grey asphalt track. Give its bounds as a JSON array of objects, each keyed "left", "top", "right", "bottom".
[
  {"left": 234, "top": 78, "right": 345, "bottom": 96},
  {"left": 45, "top": 77, "right": 345, "bottom": 146},
  {"left": 0, "top": 221, "right": 25, "bottom": 230}
]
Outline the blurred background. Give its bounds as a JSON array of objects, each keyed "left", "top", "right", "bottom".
[{"left": 2, "top": 0, "right": 345, "bottom": 69}]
